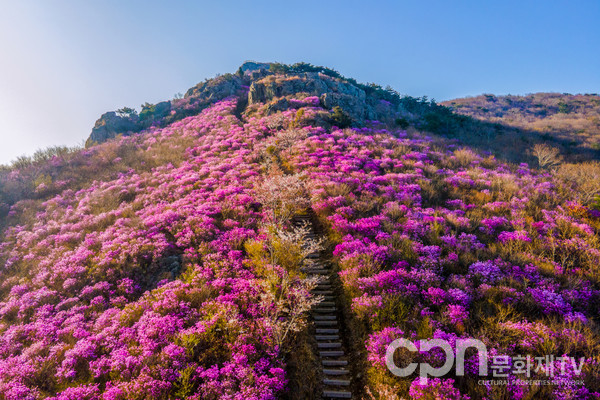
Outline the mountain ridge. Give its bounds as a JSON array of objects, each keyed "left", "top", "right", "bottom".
[{"left": 87, "top": 62, "right": 600, "bottom": 166}]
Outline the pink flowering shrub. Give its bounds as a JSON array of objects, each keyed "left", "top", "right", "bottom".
[
  {"left": 0, "top": 99, "right": 309, "bottom": 399},
  {"left": 277, "top": 115, "right": 600, "bottom": 397},
  {"left": 408, "top": 378, "right": 469, "bottom": 400}
]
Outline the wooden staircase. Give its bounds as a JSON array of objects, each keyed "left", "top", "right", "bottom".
[{"left": 294, "top": 214, "right": 353, "bottom": 399}]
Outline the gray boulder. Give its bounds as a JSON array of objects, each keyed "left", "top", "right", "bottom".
[
  {"left": 185, "top": 74, "right": 243, "bottom": 100},
  {"left": 239, "top": 61, "right": 271, "bottom": 75}
]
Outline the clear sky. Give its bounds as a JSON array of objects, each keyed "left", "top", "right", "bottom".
[{"left": 0, "top": 0, "right": 598, "bottom": 164}]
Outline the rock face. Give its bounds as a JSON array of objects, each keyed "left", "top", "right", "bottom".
[
  {"left": 86, "top": 112, "right": 140, "bottom": 146},
  {"left": 248, "top": 73, "right": 383, "bottom": 121},
  {"left": 184, "top": 74, "right": 243, "bottom": 100},
  {"left": 238, "top": 61, "right": 271, "bottom": 75}
]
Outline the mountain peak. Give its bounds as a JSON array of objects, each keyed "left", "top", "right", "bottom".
[
  {"left": 85, "top": 62, "right": 408, "bottom": 146},
  {"left": 238, "top": 60, "right": 271, "bottom": 74}
]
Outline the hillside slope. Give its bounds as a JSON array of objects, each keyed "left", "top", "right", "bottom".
[
  {"left": 0, "top": 64, "right": 600, "bottom": 399},
  {"left": 442, "top": 93, "right": 600, "bottom": 162}
]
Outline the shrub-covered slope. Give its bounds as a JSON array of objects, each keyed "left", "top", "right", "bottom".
[
  {"left": 1, "top": 67, "right": 600, "bottom": 399},
  {"left": 0, "top": 99, "right": 320, "bottom": 399},
  {"left": 443, "top": 93, "right": 600, "bottom": 162}
]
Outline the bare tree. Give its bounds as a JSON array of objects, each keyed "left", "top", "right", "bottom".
[
  {"left": 253, "top": 223, "right": 325, "bottom": 356},
  {"left": 532, "top": 143, "right": 562, "bottom": 169},
  {"left": 555, "top": 162, "right": 600, "bottom": 203},
  {"left": 255, "top": 173, "right": 311, "bottom": 226}
]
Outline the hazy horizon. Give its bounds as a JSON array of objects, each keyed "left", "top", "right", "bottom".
[{"left": 1, "top": 0, "right": 598, "bottom": 164}]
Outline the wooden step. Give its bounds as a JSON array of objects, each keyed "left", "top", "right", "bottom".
[
  {"left": 315, "top": 334, "right": 340, "bottom": 340},
  {"left": 319, "top": 350, "right": 345, "bottom": 357},
  {"left": 314, "top": 315, "right": 336, "bottom": 321},
  {"left": 317, "top": 342, "right": 342, "bottom": 349},
  {"left": 312, "top": 286, "right": 332, "bottom": 291},
  {"left": 316, "top": 328, "right": 339, "bottom": 334},
  {"left": 315, "top": 320, "right": 338, "bottom": 326},
  {"left": 323, "top": 368, "right": 350, "bottom": 376},
  {"left": 322, "top": 359, "right": 348, "bottom": 366},
  {"left": 313, "top": 307, "right": 336, "bottom": 313},
  {"left": 301, "top": 267, "right": 327, "bottom": 272},
  {"left": 309, "top": 269, "right": 330, "bottom": 275},
  {"left": 323, "top": 390, "right": 352, "bottom": 399},
  {"left": 314, "top": 284, "right": 332, "bottom": 289},
  {"left": 311, "top": 290, "right": 333, "bottom": 296},
  {"left": 301, "top": 264, "right": 323, "bottom": 269},
  {"left": 323, "top": 378, "right": 351, "bottom": 386},
  {"left": 317, "top": 301, "right": 336, "bottom": 307}
]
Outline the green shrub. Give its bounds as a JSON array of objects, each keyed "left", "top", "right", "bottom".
[
  {"left": 330, "top": 106, "right": 352, "bottom": 128},
  {"left": 395, "top": 117, "right": 409, "bottom": 129}
]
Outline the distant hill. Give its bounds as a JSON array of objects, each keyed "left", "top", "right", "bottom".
[{"left": 442, "top": 93, "right": 600, "bottom": 161}]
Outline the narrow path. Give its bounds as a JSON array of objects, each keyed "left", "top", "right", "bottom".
[{"left": 294, "top": 214, "right": 353, "bottom": 400}]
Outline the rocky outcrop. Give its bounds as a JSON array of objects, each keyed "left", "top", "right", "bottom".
[
  {"left": 86, "top": 62, "right": 405, "bottom": 146},
  {"left": 248, "top": 73, "right": 383, "bottom": 121},
  {"left": 86, "top": 112, "right": 141, "bottom": 146},
  {"left": 238, "top": 61, "right": 270, "bottom": 75},
  {"left": 184, "top": 74, "right": 243, "bottom": 100}
]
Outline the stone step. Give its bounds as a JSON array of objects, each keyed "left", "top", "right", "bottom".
[
  {"left": 315, "top": 334, "right": 340, "bottom": 340},
  {"left": 323, "top": 390, "right": 352, "bottom": 399},
  {"left": 317, "top": 342, "right": 342, "bottom": 349},
  {"left": 316, "top": 328, "right": 339, "bottom": 334},
  {"left": 319, "top": 350, "right": 345, "bottom": 357},
  {"left": 314, "top": 315, "right": 336, "bottom": 321},
  {"left": 315, "top": 284, "right": 332, "bottom": 288},
  {"left": 315, "top": 320, "right": 338, "bottom": 326},
  {"left": 323, "top": 368, "right": 350, "bottom": 376},
  {"left": 323, "top": 378, "right": 351, "bottom": 387},
  {"left": 322, "top": 359, "right": 348, "bottom": 367}
]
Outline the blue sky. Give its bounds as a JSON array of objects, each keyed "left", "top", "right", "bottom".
[{"left": 0, "top": 0, "right": 598, "bottom": 164}]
